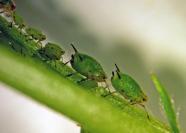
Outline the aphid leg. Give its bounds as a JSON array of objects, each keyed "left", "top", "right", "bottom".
[
  {"left": 10, "top": 43, "right": 16, "bottom": 51},
  {"left": 65, "top": 72, "right": 77, "bottom": 77},
  {"left": 139, "top": 104, "right": 150, "bottom": 120},
  {"left": 20, "top": 48, "right": 25, "bottom": 57},
  {"left": 64, "top": 54, "right": 74, "bottom": 65},
  {"left": 64, "top": 60, "right": 70, "bottom": 65},
  {"left": 18, "top": 27, "right": 22, "bottom": 34},
  {"left": 138, "top": 103, "right": 150, "bottom": 120},
  {"left": 103, "top": 91, "right": 117, "bottom": 97},
  {"left": 77, "top": 78, "right": 88, "bottom": 84},
  {"left": 37, "top": 41, "right": 42, "bottom": 48},
  {"left": 8, "top": 21, "right": 13, "bottom": 28},
  {"left": 104, "top": 79, "right": 111, "bottom": 93},
  {"left": 25, "top": 35, "right": 32, "bottom": 42},
  {"left": 54, "top": 60, "right": 57, "bottom": 68}
]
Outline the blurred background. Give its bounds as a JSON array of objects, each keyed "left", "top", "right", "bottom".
[{"left": 0, "top": 0, "right": 186, "bottom": 132}]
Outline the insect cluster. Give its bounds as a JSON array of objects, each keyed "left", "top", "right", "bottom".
[{"left": 0, "top": 0, "right": 149, "bottom": 119}]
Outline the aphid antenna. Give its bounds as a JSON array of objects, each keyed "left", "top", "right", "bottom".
[
  {"left": 112, "top": 71, "right": 115, "bottom": 77},
  {"left": 71, "top": 43, "right": 78, "bottom": 53},
  {"left": 115, "top": 63, "right": 120, "bottom": 72}
]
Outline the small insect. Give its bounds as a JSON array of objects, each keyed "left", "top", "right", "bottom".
[
  {"left": 11, "top": 12, "right": 25, "bottom": 30},
  {"left": 38, "top": 42, "right": 65, "bottom": 68},
  {"left": 25, "top": 27, "right": 46, "bottom": 45},
  {"left": 68, "top": 44, "right": 108, "bottom": 88},
  {"left": 111, "top": 64, "right": 149, "bottom": 119},
  {"left": 39, "top": 42, "right": 65, "bottom": 61},
  {"left": 0, "top": 0, "right": 16, "bottom": 15}
]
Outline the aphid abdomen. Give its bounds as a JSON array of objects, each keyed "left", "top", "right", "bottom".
[
  {"left": 111, "top": 64, "right": 147, "bottom": 104},
  {"left": 113, "top": 74, "right": 144, "bottom": 102}
]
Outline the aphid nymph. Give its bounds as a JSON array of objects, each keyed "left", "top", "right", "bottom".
[
  {"left": 39, "top": 42, "right": 65, "bottom": 61},
  {"left": 25, "top": 27, "right": 46, "bottom": 45},
  {"left": 111, "top": 64, "right": 149, "bottom": 119},
  {"left": 69, "top": 44, "right": 108, "bottom": 86},
  {"left": 11, "top": 12, "right": 25, "bottom": 30}
]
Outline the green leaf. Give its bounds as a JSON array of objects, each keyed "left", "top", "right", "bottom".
[{"left": 151, "top": 74, "right": 180, "bottom": 133}]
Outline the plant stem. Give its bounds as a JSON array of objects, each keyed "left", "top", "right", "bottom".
[{"left": 0, "top": 46, "right": 170, "bottom": 133}]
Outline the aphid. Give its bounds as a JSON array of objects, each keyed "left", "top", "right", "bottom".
[
  {"left": 0, "top": 0, "right": 16, "bottom": 15},
  {"left": 111, "top": 64, "right": 149, "bottom": 119},
  {"left": 11, "top": 12, "right": 25, "bottom": 30},
  {"left": 69, "top": 44, "right": 108, "bottom": 87},
  {"left": 25, "top": 27, "right": 46, "bottom": 45},
  {"left": 39, "top": 42, "right": 65, "bottom": 61}
]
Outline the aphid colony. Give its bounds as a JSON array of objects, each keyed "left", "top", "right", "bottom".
[{"left": 0, "top": 0, "right": 149, "bottom": 118}]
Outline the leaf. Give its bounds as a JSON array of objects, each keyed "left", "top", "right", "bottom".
[{"left": 151, "top": 74, "right": 180, "bottom": 133}]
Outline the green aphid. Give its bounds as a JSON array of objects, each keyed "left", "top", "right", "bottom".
[
  {"left": 69, "top": 44, "right": 107, "bottom": 84},
  {"left": 25, "top": 27, "right": 46, "bottom": 44},
  {"left": 0, "top": 0, "right": 16, "bottom": 14},
  {"left": 111, "top": 64, "right": 149, "bottom": 118},
  {"left": 12, "top": 12, "right": 25, "bottom": 30},
  {"left": 39, "top": 42, "right": 65, "bottom": 61}
]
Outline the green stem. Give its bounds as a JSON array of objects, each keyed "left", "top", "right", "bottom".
[{"left": 0, "top": 46, "right": 169, "bottom": 133}]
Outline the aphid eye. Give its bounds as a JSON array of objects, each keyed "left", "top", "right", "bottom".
[{"left": 143, "top": 98, "right": 147, "bottom": 101}]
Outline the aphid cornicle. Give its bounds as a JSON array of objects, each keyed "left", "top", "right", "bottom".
[
  {"left": 69, "top": 44, "right": 107, "bottom": 85},
  {"left": 39, "top": 42, "right": 65, "bottom": 61},
  {"left": 25, "top": 27, "right": 46, "bottom": 44},
  {"left": 111, "top": 64, "right": 149, "bottom": 119},
  {"left": 0, "top": 0, "right": 16, "bottom": 15}
]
